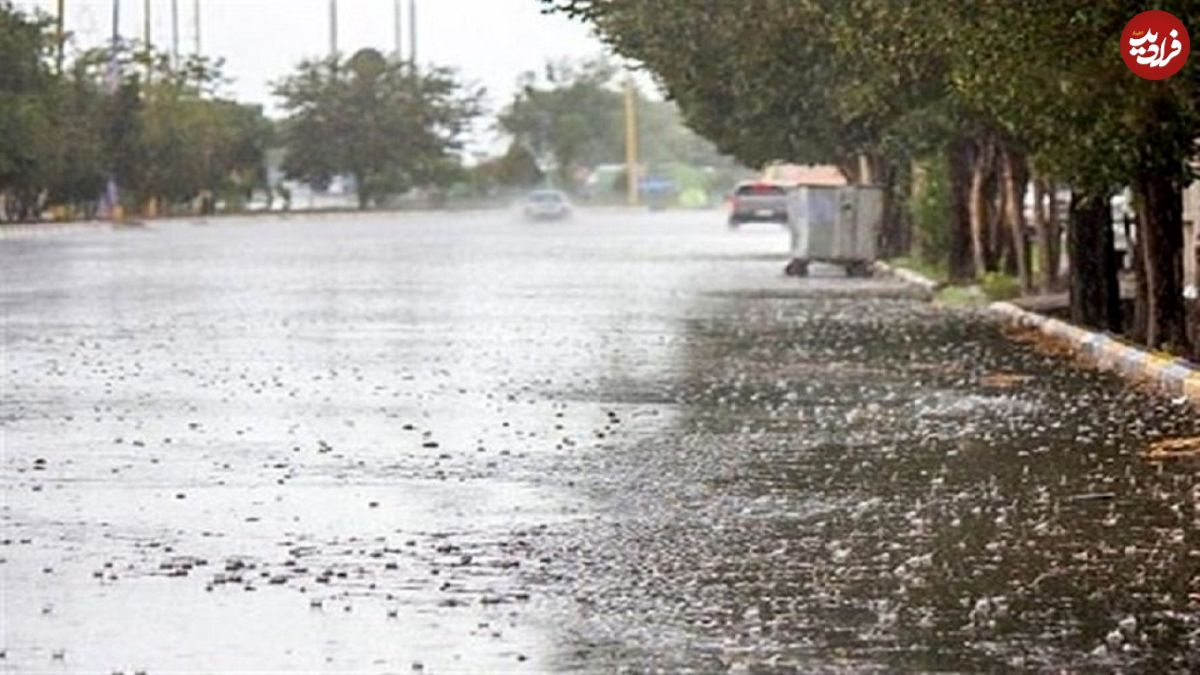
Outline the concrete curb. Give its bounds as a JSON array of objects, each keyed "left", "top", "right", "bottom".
[
  {"left": 990, "top": 301, "right": 1200, "bottom": 403},
  {"left": 872, "top": 260, "right": 942, "bottom": 293}
]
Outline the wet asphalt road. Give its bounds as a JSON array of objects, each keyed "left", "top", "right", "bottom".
[{"left": 2, "top": 209, "right": 1199, "bottom": 673}]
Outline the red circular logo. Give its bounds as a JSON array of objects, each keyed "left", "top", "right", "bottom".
[{"left": 1122, "top": 10, "right": 1190, "bottom": 80}]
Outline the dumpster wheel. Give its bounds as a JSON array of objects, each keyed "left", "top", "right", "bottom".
[
  {"left": 784, "top": 258, "right": 810, "bottom": 277},
  {"left": 845, "top": 261, "right": 872, "bottom": 278}
]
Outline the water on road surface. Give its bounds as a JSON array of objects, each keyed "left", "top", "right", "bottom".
[{"left": 2, "top": 210, "right": 1199, "bottom": 673}]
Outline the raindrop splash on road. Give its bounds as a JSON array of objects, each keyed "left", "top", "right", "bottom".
[{"left": 1, "top": 211, "right": 1197, "bottom": 672}]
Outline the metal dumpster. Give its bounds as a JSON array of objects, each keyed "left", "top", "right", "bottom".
[{"left": 784, "top": 185, "right": 882, "bottom": 277}]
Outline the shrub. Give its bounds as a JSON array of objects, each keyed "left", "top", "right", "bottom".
[
  {"left": 907, "top": 155, "right": 952, "bottom": 267},
  {"left": 981, "top": 272, "right": 1020, "bottom": 301}
]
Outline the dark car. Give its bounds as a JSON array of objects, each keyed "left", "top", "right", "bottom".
[{"left": 728, "top": 181, "right": 789, "bottom": 227}]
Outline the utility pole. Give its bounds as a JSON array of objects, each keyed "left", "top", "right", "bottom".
[
  {"left": 109, "top": 0, "right": 124, "bottom": 223},
  {"left": 171, "top": 0, "right": 179, "bottom": 67},
  {"left": 393, "top": 0, "right": 402, "bottom": 60},
  {"left": 142, "top": 0, "right": 152, "bottom": 83},
  {"left": 408, "top": 0, "right": 416, "bottom": 65},
  {"left": 107, "top": 0, "right": 120, "bottom": 90},
  {"left": 624, "top": 77, "right": 640, "bottom": 207},
  {"left": 329, "top": 0, "right": 338, "bottom": 58},
  {"left": 110, "top": 0, "right": 120, "bottom": 68},
  {"left": 55, "top": 0, "right": 64, "bottom": 74},
  {"left": 193, "top": 0, "right": 201, "bottom": 54}
]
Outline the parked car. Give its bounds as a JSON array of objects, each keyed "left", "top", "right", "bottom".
[
  {"left": 727, "top": 181, "right": 789, "bottom": 227},
  {"left": 522, "top": 189, "right": 572, "bottom": 221}
]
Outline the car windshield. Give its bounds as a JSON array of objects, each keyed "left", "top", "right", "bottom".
[{"left": 530, "top": 191, "right": 566, "bottom": 203}]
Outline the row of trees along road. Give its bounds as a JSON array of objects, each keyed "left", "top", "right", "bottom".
[
  {"left": 0, "top": 2, "right": 270, "bottom": 220},
  {"left": 0, "top": 3, "right": 483, "bottom": 219},
  {"left": 549, "top": 0, "right": 1200, "bottom": 359}
]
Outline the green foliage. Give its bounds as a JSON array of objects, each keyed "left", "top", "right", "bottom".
[
  {"left": 890, "top": 256, "right": 947, "bottom": 284},
  {"left": 980, "top": 272, "right": 1021, "bottom": 301},
  {"left": 0, "top": 1, "right": 272, "bottom": 220},
  {"left": 549, "top": 0, "right": 1200, "bottom": 349},
  {"left": 548, "top": 0, "right": 1200, "bottom": 197},
  {"left": 546, "top": 1, "right": 950, "bottom": 175},
  {"left": 935, "top": 284, "right": 988, "bottom": 306},
  {"left": 908, "top": 156, "right": 952, "bottom": 267},
  {"left": 497, "top": 56, "right": 736, "bottom": 192},
  {"left": 498, "top": 58, "right": 623, "bottom": 188},
  {"left": 274, "top": 48, "right": 483, "bottom": 209},
  {"left": 470, "top": 142, "right": 544, "bottom": 192}
]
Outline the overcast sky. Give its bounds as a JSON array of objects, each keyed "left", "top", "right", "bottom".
[{"left": 17, "top": 0, "right": 614, "bottom": 126}]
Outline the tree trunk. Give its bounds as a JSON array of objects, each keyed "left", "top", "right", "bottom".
[
  {"left": 948, "top": 140, "right": 975, "bottom": 282},
  {"left": 1134, "top": 172, "right": 1189, "bottom": 353},
  {"left": 1068, "top": 190, "right": 1121, "bottom": 332},
  {"left": 892, "top": 160, "right": 913, "bottom": 255},
  {"left": 1047, "top": 183, "right": 1062, "bottom": 287},
  {"left": 968, "top": 140, "right": 993, "bottom": 277},
  {"left": 993, "top": 168, "right": 1010, "bottom": 273},
  {"left": 1002, "top": 148, "right": 1031, "bottom": 292},
  {"left": 354, "top": 171, "right": 369, "bottom": 210},
  {"left": 872, "top": 156, "right": 905, "bottom": 259},
  {"left": 1130, "top": 218, "right": 1148, "bottom": 343},
  {"left": 837, "top": 156, "right": 862, "bottom": 185},
  {"left": 1031, "top": 175, "right": 1055, "bottom": 291}
]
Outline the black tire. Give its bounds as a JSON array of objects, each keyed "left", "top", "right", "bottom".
[
  {"left": 845, "top": 261, "right": 871, "bottom": 278},
  {"left": 784, "top": 258, "right": 810, "bottom": 277}
]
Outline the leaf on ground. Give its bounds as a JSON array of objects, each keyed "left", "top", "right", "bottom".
[
  {"left": 1143, "top": 436, "right": 1200, "bottom": 459},
  {"left": 980, "top": 372, "right": 1033, "bottom": 389}
]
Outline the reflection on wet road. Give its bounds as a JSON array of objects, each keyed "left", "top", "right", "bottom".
[{"left": 2, "top": 211, "right": 1198, "bottom": 672}]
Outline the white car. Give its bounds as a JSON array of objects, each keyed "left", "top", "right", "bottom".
[{"left": 522, "top": 190, "right": 572, "bottom": 221}]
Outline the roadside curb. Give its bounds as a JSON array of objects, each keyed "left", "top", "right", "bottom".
[
  {"left": 0, "top": 221, "right": 121, "bottom": 238},
  {"left": 873, "top": 260, "right": 941, "bottom": 294},
  {"left": 990, "top": 301, "right": 1200, "bottom": 403}
]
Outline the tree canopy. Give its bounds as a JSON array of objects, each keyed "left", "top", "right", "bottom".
[
  {"left": 0, "top": 1, "right": 272, "bottom": 220},
  {"left": 548, "top": 0, "right": 1200, "bottom": 357},
  {"left": 274, "top": 48, "right": 483, "bottom": 209},
  {"left": 497, "top": 56, "right": 737, "bottom": 192}
]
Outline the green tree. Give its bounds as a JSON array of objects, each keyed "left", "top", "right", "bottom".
[
  {"left": 498, "top": 58, "right": 625, "bottom": 190},
  {"left": 497, "top": 56, "right": 738, "bottom": 194},
  {"left": 0, "top": 1, "right": 56, "bottom": 219},
  {"left": 275, "top": 48, "right": 482, "bottom": 209},
  {"left": 551, "top": 0, "right": 1200, "bottom": 356},
  {"left": 0, "top": 0, "right": 272, "bottom": 222},
  {"left": 471, "top": 142, "right": 543, "bottom": 192}
]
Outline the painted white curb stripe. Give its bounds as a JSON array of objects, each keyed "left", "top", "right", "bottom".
[{"left": 990, "top": 301, "right": 1199, "bottom": 403}]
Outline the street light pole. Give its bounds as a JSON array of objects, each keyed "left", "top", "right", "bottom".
[
  {"left": 171, "top": 0, "right": 179, "bottom": 67},
  {"left": 55, "top": 0, "right": 64, "bottom": 74},
  {"left": 408, "top": 0, "right": 416, "bottom": 65},
  {"left": 329, "top": 0, "right": 338, "bottom": 58},
  {"left": 109, "top": 0, "right": 124, "bottom": 223},
  {"left": 193, "top": 0, "right": 201, "bottom": 54},
  {"left": 142, "top": 0, "right": 152, "bottom": 84},
  {"left": 393, "top": 0, "right": 402, "bottom": 60},
  {"left": 624, "top": 77, "right": 639, "bottom": 207}
]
